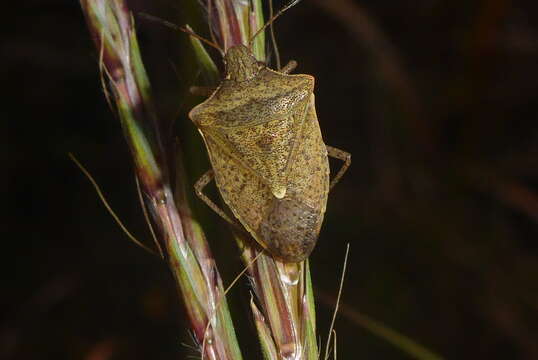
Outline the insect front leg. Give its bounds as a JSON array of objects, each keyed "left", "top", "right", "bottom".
[
  {"left": 194, "top": 169, "right": 239, "bottom": 227},
  {"left": 189, "top": 85, "right": 217, "bottom": 97},
  {"left": 279, "top": 60, "right": 297, "bottom": 74},
  {"left": 326, "top": 145, "right": 352, "bottom": 191}
]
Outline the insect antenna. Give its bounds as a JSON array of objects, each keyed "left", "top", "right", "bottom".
[
  {"left": 248, "top": 0, "right": 303, "bottom": 50},
  {"left": 139, "top": 12, "right": 224, "bottom": 55},
  {"left": 205, "top": 0, "right": 219, "bottom": 50},
  {"left": 268, "top": 0, "right": 281, "bottom": 69}
]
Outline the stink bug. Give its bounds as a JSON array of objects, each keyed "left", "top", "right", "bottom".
[{"left": 189, "top": 45, "right": 350, "bottom": 262}]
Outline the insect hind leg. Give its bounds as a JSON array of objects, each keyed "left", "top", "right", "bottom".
[
  {"left": 195, "top": 169, "right": 239, "bottom": 227},
  {"left": 326, "top": 145, "right": 351, "bottom": 191}
]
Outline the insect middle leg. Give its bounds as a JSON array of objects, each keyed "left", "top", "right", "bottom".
[
  {"left": 280, "top": 60, "right": 297, "bottom": 74},
  {"left": 326, "top": 145, "right": 351, "bottom": 191},
  {"left": 194, "top": 169, "right": 242, "bottom": 229}
]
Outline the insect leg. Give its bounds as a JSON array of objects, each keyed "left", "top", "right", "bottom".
[
  {"left": 326, "top": 145, "right": 351, "bottom": 191},
  {"left": 280, "top": 60, "right": 297, "bottom": 74},
  {"left": 189, "top": 85, "right": 217, "bottom": 97},
  {"left": 194, "top": 169, "right": 240, "bottom": 227}
]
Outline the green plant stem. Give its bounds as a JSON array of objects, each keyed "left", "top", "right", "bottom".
[{"left": 80, "top": 1, "right": 242, "bottom": 359}]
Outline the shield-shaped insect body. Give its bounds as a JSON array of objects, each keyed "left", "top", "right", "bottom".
[{"left": 189, "top": 45, "right": 347, "bottom": 262}]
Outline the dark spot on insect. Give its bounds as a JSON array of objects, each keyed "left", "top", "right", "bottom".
[{"left": 256, "top": 135, "right": 275, "bottom": 152}]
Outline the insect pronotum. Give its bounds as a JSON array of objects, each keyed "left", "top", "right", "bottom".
[{"left": 188, "top": 42, "right": 351, "bottom": 263}]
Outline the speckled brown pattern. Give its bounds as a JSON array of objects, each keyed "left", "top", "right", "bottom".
[{"left": 189, "top": 45, "right": 330, "bottom": 262}]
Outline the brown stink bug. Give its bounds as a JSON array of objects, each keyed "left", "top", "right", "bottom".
[{"left": 189, "top": 45, "right": 350, "bottom": 262}]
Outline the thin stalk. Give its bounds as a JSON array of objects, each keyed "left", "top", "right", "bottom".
[
  {"left": 197, "top": 2, "right": 319, "bottom": 358},
  {"left": 79, "top": 1, "right": 242, "bottom": 359}
]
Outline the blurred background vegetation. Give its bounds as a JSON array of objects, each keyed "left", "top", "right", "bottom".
[{"left": 4, "top": 0, "right": 538, "bottom": 359}]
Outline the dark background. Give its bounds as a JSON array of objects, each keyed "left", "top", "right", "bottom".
[{"left": 4, "top": 0, "right": 538, "bottom": 359}]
